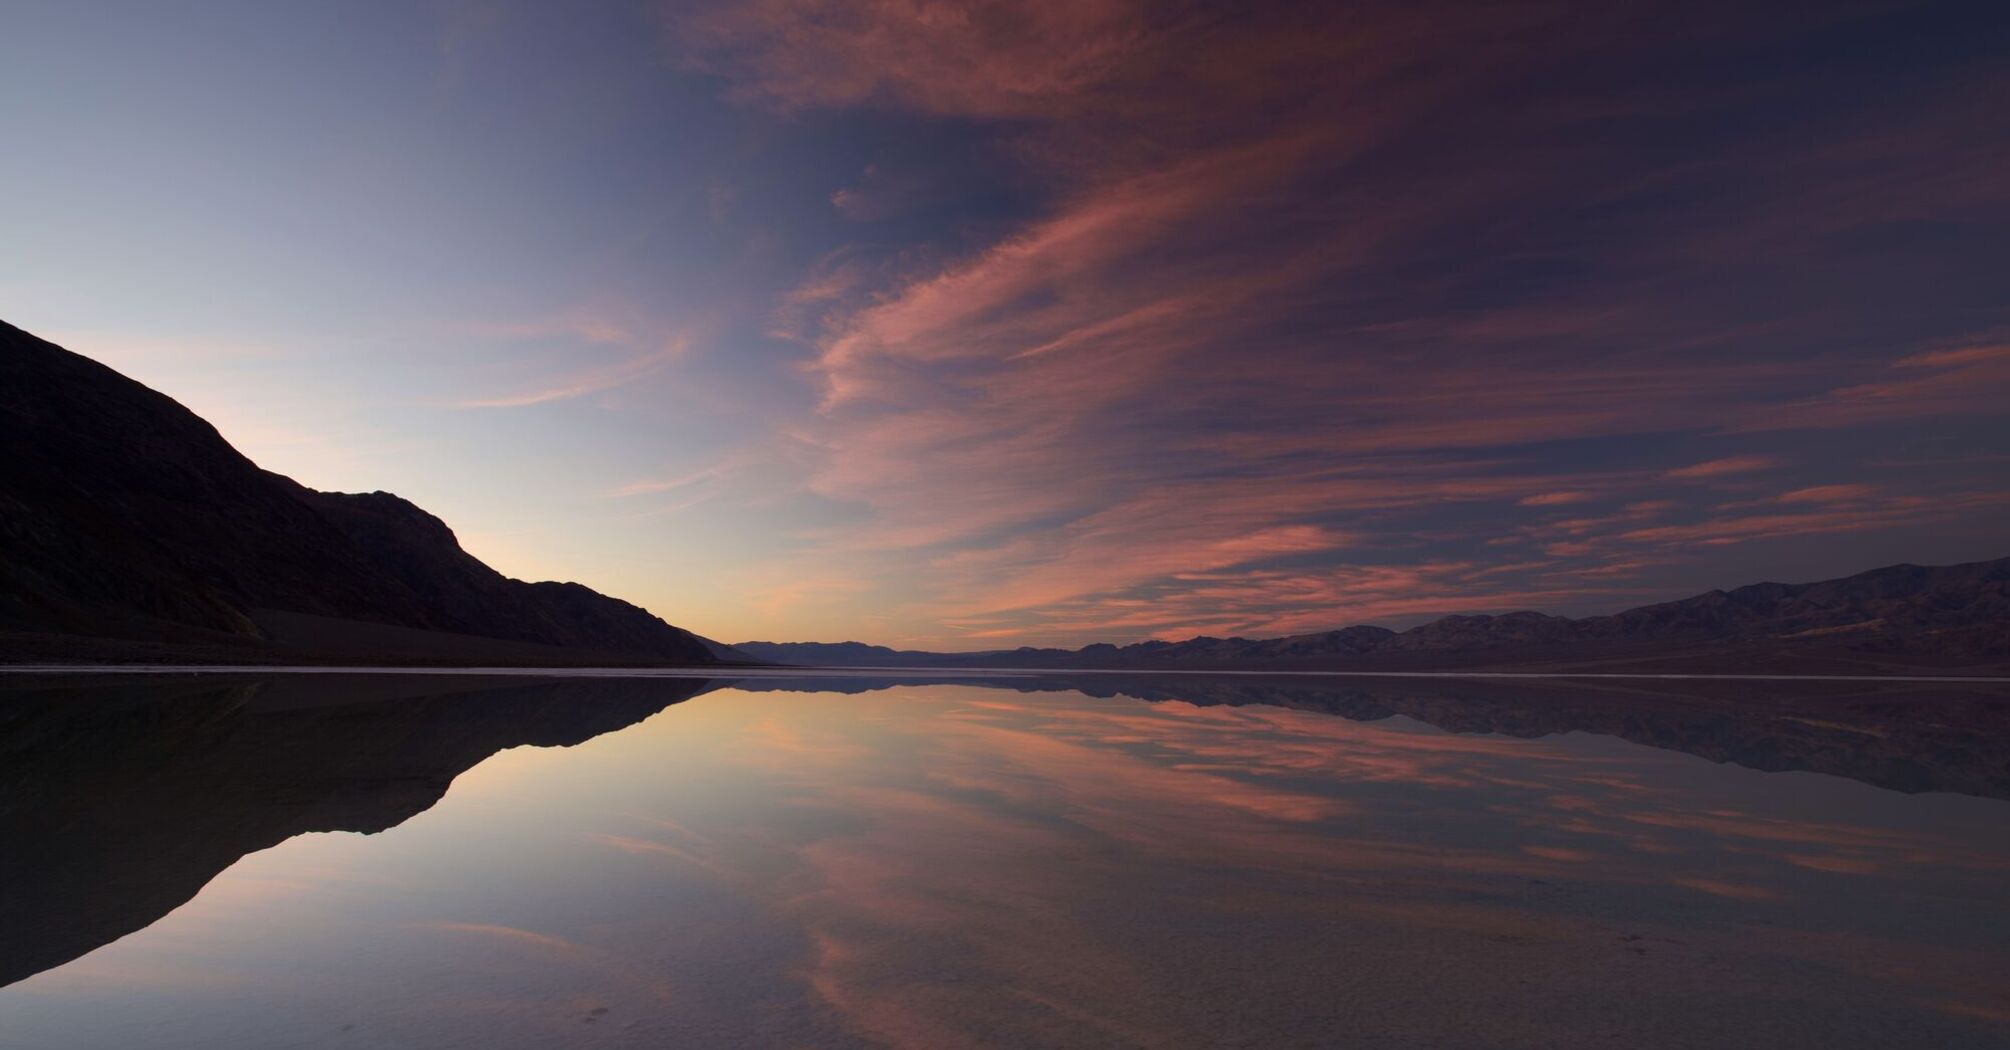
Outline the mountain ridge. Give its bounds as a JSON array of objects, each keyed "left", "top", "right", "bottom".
[
  {"left": 736, "top": 556, "right": 2010, "bottom": 673},
  {"left": 0, "top": 320, "right": 716, "bottom": 665}
]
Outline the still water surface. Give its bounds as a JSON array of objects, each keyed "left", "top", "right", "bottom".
[{"left": 1, "top": 673, "right": 2006, "bottom": 1048}]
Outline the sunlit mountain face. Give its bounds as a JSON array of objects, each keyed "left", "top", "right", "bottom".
[
  {"left": 3, "top": 672, "right": 2008, "bottom": 1048},
  {"left": 5, "top": 2, "right": 2007, "bottom": 651}
]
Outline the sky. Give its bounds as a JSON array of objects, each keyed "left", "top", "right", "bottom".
[{"left": 3, "top": 1, "right": 2008, "bottom": 649}]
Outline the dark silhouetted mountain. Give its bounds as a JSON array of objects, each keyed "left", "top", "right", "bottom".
[
  {"left": 0, "top": 320, "right": 715, "bottom": 664},
  {"left": 283, "top": 483, "right": 715, "bottom": 660},
  {"left": 737, "top": 556, "right": 2010, "bottom": 673},
  {"left": 732, "top": 639, "right": 920, "bottom": 665}
]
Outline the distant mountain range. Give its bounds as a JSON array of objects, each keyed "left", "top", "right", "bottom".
[
  {"left": 738, "top": 556, "right": 2010, "bottom": 674},
  {"left": 0, "top": 320, "right": 718, "bottom": 665}
]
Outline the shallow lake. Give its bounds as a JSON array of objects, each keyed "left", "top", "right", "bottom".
[{"left": 2, "top": 672, "right": 2007, "bottom": 1048}]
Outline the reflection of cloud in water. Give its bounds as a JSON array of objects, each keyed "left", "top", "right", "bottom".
[
  {"left": 4, "top": 676, "right": 2006, "bottom": 1048},
  {"left": 585, "top": 687, "right": 2010, "bottom": 1048}
]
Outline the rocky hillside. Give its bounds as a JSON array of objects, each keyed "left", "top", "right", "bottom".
[{"left": 0, "top": 320, "right": 714, "bottom": 664}]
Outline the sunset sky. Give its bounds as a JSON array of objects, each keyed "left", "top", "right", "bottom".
[{"left": 4, "top": 1, "right": 2008, "bottom": 649}]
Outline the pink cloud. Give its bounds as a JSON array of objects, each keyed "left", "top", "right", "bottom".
[
  {"left": 663, "top": 2, "right": 2010, "bottom": 646},
  {"left": 1519, "top": 491, "right": 1594, "bottom": 506},
  {"left": 1617, "top": 492, "right": 2010, "bottom": 548},
  {"left": 606, "top": 462, "right": 729, "bottom": 498},
  {"left": 1776, "top": 484, "right": 1877, "bottom": 504},
  {"left": 1736, "top": 344, "right": 2010, "bottom": 432},
  {"left": 665, "top": 0, "right": 1150, "bottom": 119},
  {"left": 1665, "top": 455, "right": 1783, "bottom": 479},
  {"left": 455, "top": 317, "right": 696, "bottom": 410}
]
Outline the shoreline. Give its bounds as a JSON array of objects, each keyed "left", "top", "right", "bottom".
[{"left": 3, "top": 664, "right": 2007, "bottom": 683}]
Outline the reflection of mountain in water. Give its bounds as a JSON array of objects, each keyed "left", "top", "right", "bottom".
[
  {"left": 726, "top": 673, "right": 2010, "bottom": 801},
  {"left": 0, "top": 674, "right": 713, "bottom": 989},
  {"left": 2, "top": 672, "right": 2006, "bottom": 992}
]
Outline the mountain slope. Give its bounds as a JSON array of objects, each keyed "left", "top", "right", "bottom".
[
  {"left": 737, "top": 556, "right": 2010, "bottom": 672},
  {"left": 286, "top": 483, "right": 713, "bottom": 660},
  {"left": 0, "top": 323, "right": 421, "bottom": 638},
  {"left": 0, "top": 320, "right": 714, "bottom": 664}
]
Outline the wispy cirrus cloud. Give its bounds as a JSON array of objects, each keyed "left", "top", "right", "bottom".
[
  {"left": 1665, "top": 455, "right": 1784, "bottom": 480},
  {"left": 1613, "top": 491, "right": 2010, "bottom": 549},
  {"left": 1737, "top": 343, "right": 2010, "bottom": 433},
  {"left": 456, "top": 338, "right": 690, "bottom": 409},
  {"left": 662, "top": 0, "right": 2010, "bottom": 646},
  {"left": 607, "top": 462, "right": 729, "bottom": 498},
  {"left": 1776, "top": 484, "right": 1878, "bottom": 505},
  {"left": 665, "top": 0, "right": 1151, "bottom": 119},
  {"left": 446, "top": 305, "right": 704, "bottom": 410},
  {"left": 1520, "top": 491, "right": 1594, "bottom": 507}
]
